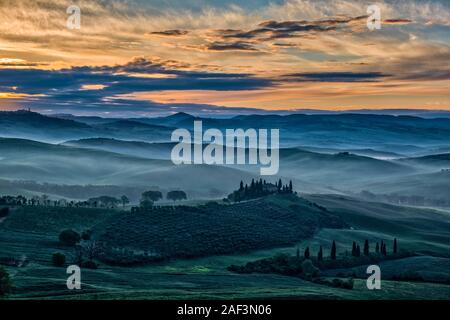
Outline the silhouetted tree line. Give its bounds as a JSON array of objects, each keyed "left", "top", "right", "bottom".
[
  {"left": 297, "top": 238, "right": 398, "bottom": 263},
  {"left": 138, "top": 190, "right": 188, "bottom": 209},
  {"left": 228, "top": 179, "right": 294, "bottom": 202},
  {"left": 0, "top": 194, "right": 130, "bottom": 209},
  {"left": 0, "top": 190, "right": 187, "bottom": 210},
  {"left": 0, "top": 179, "right": 144, "bottom": 202},
  {"left": 230, "top": 238, "right": 403, "bottom": 286}
]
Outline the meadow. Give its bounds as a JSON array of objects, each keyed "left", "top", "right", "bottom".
[{"left": 1, "top": 193, "right": 449, "bottom": 300}]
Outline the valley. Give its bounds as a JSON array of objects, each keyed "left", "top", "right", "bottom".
[{"left": 0, "top": 110, "right": 449, "bottom": 300}]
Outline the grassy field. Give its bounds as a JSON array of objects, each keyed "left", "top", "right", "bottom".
[
  {"left": 1, "top": 194, "right": 449, "bottom": 300},
  {"left": 92, "top": 195, "right": 345, "bottom": 262}
]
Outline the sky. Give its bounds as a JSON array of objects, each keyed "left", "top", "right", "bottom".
[{"left": 0, "top": 0, "right": 449, "bottom": 117}]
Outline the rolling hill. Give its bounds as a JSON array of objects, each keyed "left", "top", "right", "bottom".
[
  {"left": 0, "top": 110, "right": 174, "bottom": 143},
  {"left": 361, "top": 170, "right": 450, "bottom": 199},
  {"left": 91, "top": 194, "right": 346, "bottom": 263},
  {"left": 399, "top": 153, "right": 450, "bottom": 169},
  {"left": 62, "top": 138, "right": 175, "bottom": 160},
  {"left": 0, "top": 137, "right": 256, "bottom": 198}
]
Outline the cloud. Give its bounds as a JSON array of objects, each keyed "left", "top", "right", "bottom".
[
  {"left": 0, "top": 0, "right": 449, "bottom": 114},
  {"left": 383, "top": 19, "right": 413, "bottom": 25},
  {"left": 284, "top": 72, "right": 389, "bottom": 82},
  {"left": 0, "top": 57, "right": 274, "bottom": 115},
  {"left": 206, "top": 42, "right": 259, "bottom": 52},
  {"left": 147, "top": 30, "right": 189, "bottom": 36}
]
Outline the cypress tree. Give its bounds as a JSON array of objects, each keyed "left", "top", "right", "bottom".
[
  {"left": 356, "top": 244, "right": 361, "bottom": 257},
  {"left": 351, "top": 241, "right": 357, "bottom": 256},
  {"left": 393, "top": 238, "right": 398, "bottom": 254},
  {"left": 304, "top": 247, "right": 310, "bottom": 259},
  {"left": 375, "top": 242, "right": 380, "bottom": 254},
  {"left": 331, "top": 241, "right": 337, "bottom": 260},
  {"left": 363, "top": 240, "right": 369, "bottom": 256},
  {"left": 318, "top": 246, "right": 323, "bottom": 261},
  {"left": 289, "top": 180, "right": 293, "bottom": 193}
]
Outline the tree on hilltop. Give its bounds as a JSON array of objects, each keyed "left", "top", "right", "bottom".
[{"left": 167, "top": 190, "right": 187, "bottom": 202}]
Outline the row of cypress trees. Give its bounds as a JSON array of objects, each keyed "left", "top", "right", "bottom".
[{"left": 297, "top": 238, "right": 398, "bottom": 261}]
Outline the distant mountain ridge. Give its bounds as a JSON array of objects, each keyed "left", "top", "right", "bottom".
[{"left": 2, "top": 109, "right": 450, "bottom": 151}]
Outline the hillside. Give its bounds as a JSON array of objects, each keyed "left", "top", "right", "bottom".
[
  {"left": 1, "top": 193, "right": 450, "bottom": 300},
  {"left": 273, "top": 148, "right": 415, "bottom": 189},
  {"left": 0, "top": 110, "right": 174, "bottom": 143},
  {"left": 0, "top": 137, "right": 169, "bottom": 184},
  {"left": 361, "top": 171, "right": 450, "bottom": 199},
  {"left": 4, "top": 111, "right": 450, "bottom": 152},
  {"left": 303, "top": 194, "right": 450, "bottom": 256},
  {"left": 399, "top": 153, "right": 450, "bottom": 169},
  {"left": 92, "top": 194, "right": 346, "bottom": 263},
  {"left": 0, "top": 137, "right": 257, "bottom": 197},
  {"left": 62, "top": 138, "right": 175, "bottom": 160}
]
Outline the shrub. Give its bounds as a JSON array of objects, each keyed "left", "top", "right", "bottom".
[
  {"left": 331, "top": 278, "right": 354, "bottom": 289},
  {"left": 0, "top": 207, "right": 9, "bottom": 218},
  {"left": 167, "top": 190, "right": 187, "bottom": 201},
  {"left": 0, "top": 267, "right": 13, "bottom": 296},
  {"left": 301, "top": 259, "right": 320, "bottom": 279},
  {"left": 81, "top": 230, "right": 92, "bottom": 241},
  {"left": 59, "top": 229, "right": 81, "bottom": 246},
  {"left": 52, "top": 253, "right": 66, "bottom": 267}
]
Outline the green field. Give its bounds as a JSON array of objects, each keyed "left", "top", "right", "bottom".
[{"left": 1, "top": 194, "right": 449, "bottom": 300}]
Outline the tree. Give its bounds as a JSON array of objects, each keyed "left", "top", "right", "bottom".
[
  {"left": 351, "top": 241, "right": 357, "bottom": 257},
  {"left": 318, "top": 246, "right": 323, "bottom": 261},
  {"left": 81, "top": 229, "right": 92, "bottom": 241},
  {"left": 301, "top": 259, "right": 320, "bottom": 279},
  {"left": 289, "top": 180, "right": 293, "bottom": 193},
  {"left": 375, "top": 242, "right": 380, "bottom": 254},
  {"left": 141, "top": 191, "right": 163, "bottom": 203},
  {"left": 140, "top": 199, "right": 153, "bottom": 209},
  {"left": 393, "top": 238, "right": 398, "bottom": 254},
  {"left": 355, "top": 244, "right": 361, "bottom": 257},
  {"left": 363, "top": 240, "right": 369, "bottom": 256},
  {"left": 52, "top": 253, "right": 66, "bottom": 267},
  {"left": 331, "top": 240, "right": 337, "bottom": 260},
  {"left": 381, "top": 241, "right": 387, "bottom": 256},
  {"left": 120, "top": 195, "right": 130, "bottom": 208},
  {"left": 41, "top": 194, "right": 50, "bottom": 206},
  {"left": 59, "top": 229, "right": 81, "bottom": 246},
  {"left": 167, "top": 190, "right": 187, "bottom": 202},
  {"left": 0, "top": 266, "right": 13, "bottom": 296},
  {"left": 0, "top": 207, "right": 9, "bottom": 218},
  {"left": 239, "top": 181, "right": 244, "bottom": 191},
  {"left": 88, "top": 196, "right": 120, "bottom": 208},
  {"left": 85, "top": 240, "right": 99, "bottom": 261},
  {"left": 304, "top": 247, "right": 310, "bottom": 259}
]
